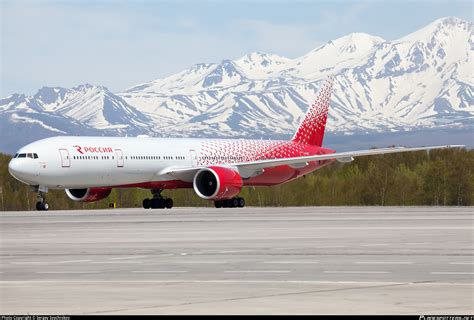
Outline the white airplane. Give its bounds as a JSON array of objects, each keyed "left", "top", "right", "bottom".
[{"left": 8, "top": 77, "right": 463, "bottom": 210}]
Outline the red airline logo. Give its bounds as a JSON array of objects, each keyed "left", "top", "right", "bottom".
[{"left": 73, "top": 145, "right": 113, "bottom": 154}]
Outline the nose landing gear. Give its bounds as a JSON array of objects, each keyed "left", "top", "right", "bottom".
[{"left": 35, "top": 188, "right": 49, "bottom": 211}]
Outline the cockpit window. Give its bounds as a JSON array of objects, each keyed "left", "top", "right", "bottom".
[
  {"left": 14, "top": 153, "right": 18, "bottom": 158},
  {"left": 15, "top": 153, "right": 38, "bottom": 159}
]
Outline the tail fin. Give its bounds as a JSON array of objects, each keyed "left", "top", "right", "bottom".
[{"left": 292, "top": 76, "right": 334, "bottom": 146}]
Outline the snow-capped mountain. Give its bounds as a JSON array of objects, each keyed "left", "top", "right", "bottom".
[
  {"left": 0, "top": 85, "right": 153, "bottom": 152},
  {"left": 1, "top": 17, "right": 472, "bottom": 153},
  {"left": 4, "top": 84, "right": 152, "bottom": 131}
]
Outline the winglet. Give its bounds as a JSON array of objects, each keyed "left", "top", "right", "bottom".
[{"left": 292, "top": 76, "right": 334, "bottom": 146}]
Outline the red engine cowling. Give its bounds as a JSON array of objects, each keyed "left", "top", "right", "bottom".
[
  {"left": 193, "top": 166, "right": 243, "bottom": 200},
  {"left": 65, "top": 187, "right": 112, "bottom": 202}
]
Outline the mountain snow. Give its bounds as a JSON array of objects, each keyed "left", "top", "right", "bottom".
[
  {"left": 1, "top": 16, "right": 472, "bottom": 153},
  {"left": 2, "top": 84, "right": 151, "bottom": 131}
]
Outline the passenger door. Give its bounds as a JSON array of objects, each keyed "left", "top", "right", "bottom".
[
  {"left": 115, "top": 149, "right": 124, "bottom": 167},
  {"left": 189, "top": 150, "right": 198, "bottom": 167},
  {"left": 59, "top": 149, "right": 70, "bottom": 167}
]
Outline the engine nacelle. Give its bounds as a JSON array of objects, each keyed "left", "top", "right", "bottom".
[
  {"left": 193, "top": 166, "right": 243, "bottom": 200},
  {"left": 65, "top": 187, "right": 112, "bottom": 202}
]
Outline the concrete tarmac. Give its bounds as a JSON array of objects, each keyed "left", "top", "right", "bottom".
[{"left": 0, "top": 207, "right": 473, "bottom": 314}]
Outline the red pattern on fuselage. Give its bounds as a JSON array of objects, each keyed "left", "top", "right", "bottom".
[
  {"left": 113, "top": 140, "right": 335, "bottom": 189},
  {"left": 198, "top": 139, "right": 335, "bottom": 186}
]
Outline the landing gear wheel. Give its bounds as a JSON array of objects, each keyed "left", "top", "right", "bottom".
[
  {"left": 165, "top": 198, "right": 173, "bottom": 209},
  {"left": 36, "top": 201, "right": 49, "bottom": 211},
  {"left": 150, "top": 198, "right": 163, "bottom": 209},
  {"left": 231, "top": 198, "right": 239, "bottom": 207},
  {"left": 237, "top": 197, "right": 245, "bottom": 208},
  {"left": 215, "top": 200, "right": 222, "bottom": 208},
  {"left": 143, "top": 198, "right": 151, "bottom": 209}
]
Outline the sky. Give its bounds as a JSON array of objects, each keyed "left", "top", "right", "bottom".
[{"left": 0, "top": 0, "right": 472, "bottom": 96}]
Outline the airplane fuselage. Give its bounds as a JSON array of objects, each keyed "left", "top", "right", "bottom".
[{"left": 8, "top": 136, "right": 335, "bottom": 190}]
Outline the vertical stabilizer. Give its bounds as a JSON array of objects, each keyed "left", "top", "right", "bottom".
[{"left": 292, "top": 76, "right": 334, "bottom": 146}]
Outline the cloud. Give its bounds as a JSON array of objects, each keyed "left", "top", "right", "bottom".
[
  {"left": 2, "top": 2, "right": 325, "bottom": 94},
  {"left": 2, "top": 1, "right": 467, "bottom": 96}
]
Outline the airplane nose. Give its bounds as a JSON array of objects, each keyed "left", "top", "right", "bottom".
[
  {"left": 8, "top": 159, "right": 33, "bottom": 183},
  {"left": 8, "top": 158, "right": 40, "bottom": 185},
  {"left": 8, "top": 159, "right": 21, "bottom": 179}
]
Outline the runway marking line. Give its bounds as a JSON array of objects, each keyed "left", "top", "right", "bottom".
[
  {"left": 404, "top": 242, "right": 432, "bottom": 245},
  {"left": 315, "top": 246, "right": 345, "bottom": 248},
  {"left": 107, "top": 256, "right": 148, "bottom": 261},
  {"left": 324, "top": 271, "right": 390, "bottom": 274},
  {"left": 131, "top": 270, "right": 188, "bottom": 273},
  {"left": 224, "top": 270, "right": 291, "bottom": 273},
  {"left": 92, "top": 261, "right": 142, "bottom": 264},
  {"left": 35, "top": 271, "right": 100, "bottom": 274},
  {"left": 177, "top": 261, "right": 228, "bottom": 264},
  {"left": 10, "top": 262, "right": 53, "bottom": 265},
  {"left": 449, "top": 262, "right": 474, "bottom": 265},
  {"left": 430, "top": 272, "right": 474, "bottom": 275},
  {"left": 264, "top": 261, "right": 319, "bottom": 264},
  {"left": 355, "top": 261, "right": 413, "bottom": 265},
  {"left": 57, "top": 260, "right": 92, "bottom": 264},
  {"left": 10, "top": 260, "right": 92, "bottom": 265}
]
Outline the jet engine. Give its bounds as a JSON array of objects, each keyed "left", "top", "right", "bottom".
[
  {"left": 193, "top": 166, "right": 243, "bottom": 200},
  {"left": 65, "top": 187, "right": 112, "bottom": 202}
]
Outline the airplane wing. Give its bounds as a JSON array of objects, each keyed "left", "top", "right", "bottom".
[
  {"left": 233, "top": 144, "right": 464, "bottom": 172},
  {"left": 165, "top": 145, "right": 464, "bottom": 181}
]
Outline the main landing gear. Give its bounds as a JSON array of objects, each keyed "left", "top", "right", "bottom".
[
  {"left": 142, "top": 189, "right": 173, "bottom": 209},
  {"left": 215, "top": 197, "right": 245, "bottom": 208},
  {"left": 35, "top": 189, "right": 49, "bottom": 211}
]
